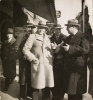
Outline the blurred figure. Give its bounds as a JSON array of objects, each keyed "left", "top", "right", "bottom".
[
  {"left": 23, "top": 21, "right": 54, "bottom": 100},
  {"left": 15, "top": 23, "right": 36, "bottom": 100},
  {"left": 1, "top": 28, "right": 16, "bottom": 91},
  {"left": 50, "top": 24, "right": 66, "bottom": 100},
  {"left": 88, "top": 35, "right": 93, "bottom": 98},
  {"left": 61, "top": 19, "right": 89, "bottom": 100}
]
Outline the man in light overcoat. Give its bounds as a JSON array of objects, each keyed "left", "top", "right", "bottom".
[{"left": 23, "top": 21, "right": 54, "bottom": 100}]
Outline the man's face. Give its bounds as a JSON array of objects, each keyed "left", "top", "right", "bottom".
[
  {"left": 37, "top": 27, "right": 46, "bottom": 35},
  {"left": 54, "top": 28, "right": 61, "bottom": 36},
  {"left": 66, "top": 26, "right": 75, "bottom": 35},
  {"left": 7, "top": 34, "right": 13, "bottom": 40}
]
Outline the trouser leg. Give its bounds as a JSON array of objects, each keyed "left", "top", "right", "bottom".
[
  {"left": 5, "top": 78, "right": 10, "bottom": 86},
  {"left": 26, "top": 62, "right": 32, "bottom": 97},
  {"left": 52, "top": 87, "right": 64, "bottom": 100},
  {"left": 68, "top": 94, "right": 82, "bottom": 100},
  {"left": 32, "top": 89, "right": 39, "bottom": 100},
  {"left": 42, "top": 87, "right": 51, "bottom": 100},
  {"left": 20, "top": 85, "right": 26, "bottom": 98},
  {"left": 74, "top": 94, "right": 82, "bottom": 100},
  {"left": 68, "top": 94, "right": 74, "bottom": 100},
  {"left": 27, "top": 83, "right": 33, "bottom": 98},
  {"left": 3, "top": 78, "right": 10, "bottom": 91}
]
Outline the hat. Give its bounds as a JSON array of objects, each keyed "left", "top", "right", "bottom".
[
  {"left": 46, "top": 21, "right": 54, "bottom": 27},
  {"left": 36, "top": 21, "right": 49, "bottom": 29},
  {"left": 7, "top": 28, "right": 13, "bottom": 34},
  {"left": 53, "top": 24, "right": 62, "bottom": 29},
  {"left": 24, "top": 23, "right": 36, "bottom": 28},
  {"left": 65, "top": 19, "right": 80, "bottom": 27}
]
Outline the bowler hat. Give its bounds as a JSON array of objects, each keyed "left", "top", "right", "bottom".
[
  {"left": 7, "top": 28, "right": 13, "bottom": 34},
  {"left": 36, "top": 21, "right": 49, "bottom": 29},
  {"left": 24, "top": 23, "right": 36, "bottom": 28},
  {"left": 65, "top": 19, "right": 80, "bottom": 27},
  {"left": 53, "top": 24, "right": 62, "bottom": 29}
]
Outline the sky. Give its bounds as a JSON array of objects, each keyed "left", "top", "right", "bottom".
[
  {"left": 55, "top": 0, "right": 82, "bottom": 35},
  {"left": 85, "top": 0, "right": 93, "bottom": 34}
]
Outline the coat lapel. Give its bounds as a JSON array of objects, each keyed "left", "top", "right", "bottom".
[{"left": 69, "top": 32, "right": 83, "bottom": 45}]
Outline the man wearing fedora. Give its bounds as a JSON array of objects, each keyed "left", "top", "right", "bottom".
[
  {"left": 15, "top": 22, "right": 36, "bottom": 100},
  {"left": 1, "top": 28, "right": 16, "bottom": 91},
  {"left": 60, "top": 19, "right": 89, "bottom": 100},
  {"left": 23, "top": 20, "right": 54, "bottom": 100},
  {"left": 50, "top": 24, "right": 66, "bottom": 100}
]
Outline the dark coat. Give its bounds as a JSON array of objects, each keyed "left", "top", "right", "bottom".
[
  {"left": 1, "top": 37, "right": 16, "bottom": 78},
  {"left": 88, "top": 51, "right": 93, "bottom": 96},
  {"left": 50, "top": 33, "right": 66, "bottom": 93},
  {"left": 15, "top": 32, "right": 31, "bottom": 85},
  {"left": 62, "top": 32, "right": 89, "bottom": 94},
  {"left": 51, "top": 33, "right": 66, "bottom": 63}
]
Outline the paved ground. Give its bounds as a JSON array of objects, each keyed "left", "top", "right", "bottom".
[{"left": 0, "top": 59, "right": 93, "bottom": 100}]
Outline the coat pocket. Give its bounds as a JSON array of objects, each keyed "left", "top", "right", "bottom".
[{"left": 31, "top": 60, "right": 39, "bottom": 72}]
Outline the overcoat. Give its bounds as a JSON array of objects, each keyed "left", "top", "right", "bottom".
[
  {"left": 1, "top": 37, "right": 16, "bottom": 78},
  {"left": 50, "top": 33, "right": 66, "bottom": 90},
  {"left": 62, "top": 32, "right": 89, "bottom": 94},
  {"left": 15, "top": 32, "right": 31, "bottom": 85},
  {"left": 88, "top": 51, "right": 93, "bottom": 96},
  {"left": 23, "top": 32, "right": 54, "bottom": 89}
]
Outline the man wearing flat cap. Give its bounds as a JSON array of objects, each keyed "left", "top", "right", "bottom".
[
  {"left": 50, "top": 24, "right": 66, "bottom": 100},
  {"left": 60, "top": 19, "right": 89, "bottom": 100},
  {"left": 23, "top": 20, "right": 54, "bottom": 100},
  {"left": 1, "top": 28, "right": 16, "bottom": 91}
]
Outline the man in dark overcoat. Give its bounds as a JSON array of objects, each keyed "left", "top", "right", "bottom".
[
  {"left": 50, "top": 24, "right": 66, "bottom": 100},
  {"left": 15, "top": 23, "right": 36, "bottom": 100},
  {"left": 1, "top": 28, "right": 16, "bottom": 91},
  {"left": 61, "top": 19, "right": 89, "bottom": 100},
  {"left": 88, "top": 50, "right": 93, "bottom": 98}
]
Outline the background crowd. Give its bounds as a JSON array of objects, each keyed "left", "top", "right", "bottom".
[{"left": 1, "top": 18, "right": 93, "bottom": 100}]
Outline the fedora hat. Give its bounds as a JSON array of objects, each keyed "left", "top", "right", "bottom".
[
  {"left": 53, "top": 24, "right": 63, "bottom": 29},
  {"left": 46, "top": 21, "right": 54, "bottom": 27},
  {"left": 7, "top": 28, "right": 13, "bottom": 34},
  {"left": 65, "top": 19, "right": 80, "bottom": 27},
  {"left": 24, "top": 23, "right": 36, "bottom": 28},
  {"left": 36, "top": 21, "right": 49, "bottom": 29}
]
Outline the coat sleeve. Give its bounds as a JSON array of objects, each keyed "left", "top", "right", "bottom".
[
  {"left": 14, "top": 34, "right": 24, "bottom": 51},
  {"left": 1, "top": 43, "right": 4, "bottom": 61},
  {"left": 69, "top": 37, "right": 89, "bottom": 55},
  {"left": 23, "top": 34, "right": 36, "bottom": 62}
]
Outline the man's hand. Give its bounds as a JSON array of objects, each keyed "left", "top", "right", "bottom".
[
  {"left": 51, "top": 42, "right": 57, "bottom": 50},
  {"left": 62, "top": 44, "right": 70, "bottom": 51},
  {"left": 32, "top": 57, "right": 38, "bottom": 62},
  {"left": 54, "top": 44, "right": 61, "bottom": 53}
]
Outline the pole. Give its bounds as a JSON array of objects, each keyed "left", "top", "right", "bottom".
[{"left": 82, "top": 0, "right": 85, "bottom": 33}]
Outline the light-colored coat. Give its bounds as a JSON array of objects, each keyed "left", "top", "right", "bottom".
[{"left": 23, "top": 32, "right": 54, "bottom": 89}]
